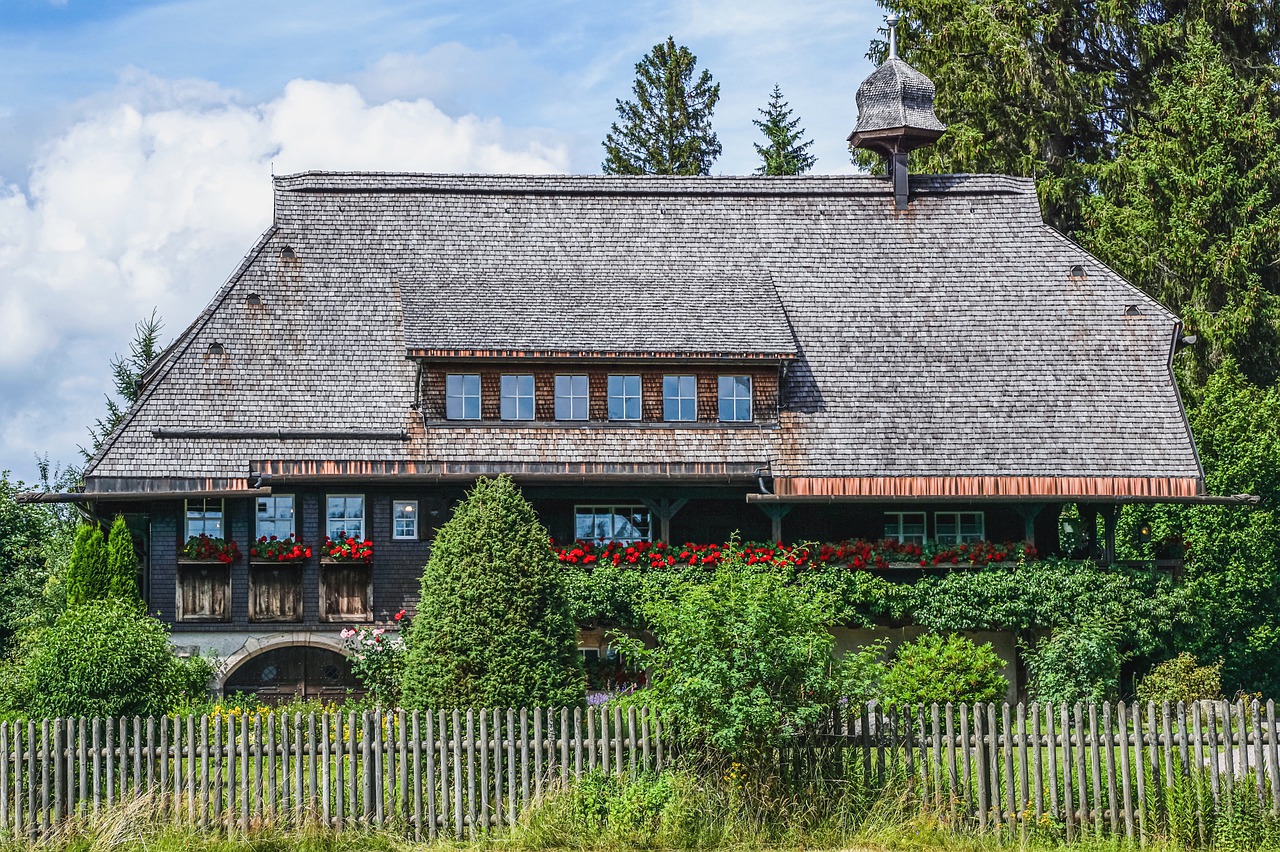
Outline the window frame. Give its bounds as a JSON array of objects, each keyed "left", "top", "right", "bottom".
[
  {"left": 392, "top": 500, "right": 419, "bottom": 541},
  {"left": 573, "top": 504, "right": 652, "bottom": 544},
  {"left": 662, "top": 374, "right": 698, "bottom": 422},
  {"left": 445, "top": 373, "right": 482, "bottom": 420},
  {"left": 934, "top": 511, "right": 985, "bottom": 545},
  {"left": 184, "top": 498, "right": 224, "bottom": 540},
  {"left": 255, "top": 494, "right": 296, "bottom": 540},
  {"left": 325, "top": 494, "right": 366, "bottom": 542},
  {"left": 607, "top": 374, "right": 642, "bottom": 421},
  {"left": 717, "top": 375, "right": 753, "bottom": 422},
  {"left": 500, "top": 374, "right": 536, "bottom": 421},
  {"left": 883, "top": 511, "right": 927, "bottom": 544},
  {"left": 554, "top": 374, "right": 590, "bottom": 421}
]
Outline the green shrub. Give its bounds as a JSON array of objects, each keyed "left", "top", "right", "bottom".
[
  {"left": 879, "top": 633, "right": 1008, "bottom": 707},
  {"left": 1024, "top": 620, "right": 1123, "bottom": 703},
  {"left": 63, "top": 523, "right": 107, "bottom": 607},
  {"left": 1137, "top": 652, "right": 1224, "bottom": 704},
  {"left": 400, "top": 475, "right": 583, "bottom": 709},
  {"left": 616, "top": 545, "right": 846, "bottom": 771},
  {"left": 105, "top": 515, "right": 141, "bottom": 601},
  {"left": 5, "top": 598, "right": 210, "bottom": 718}
]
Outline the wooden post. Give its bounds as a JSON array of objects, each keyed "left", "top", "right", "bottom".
[{"left": 756, "top": 503, "right": 793, "bottom": 542}]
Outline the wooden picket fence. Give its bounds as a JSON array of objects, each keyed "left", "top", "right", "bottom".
[
  {"left": 0, "top": 705, "right": 665, "bottom": 840},
  {"left": 800, "top": 699, "right": 1280, "bottom": 844},
  {"left": 2, "top": 699, "right": 1279, "bottom": 843}
]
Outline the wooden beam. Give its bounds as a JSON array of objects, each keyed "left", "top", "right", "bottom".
[
  {"left": 639, "top": 498, "right": 689, "bottom": 543},
  {"left": 755, "top": 503, "right": 794, "bottom": 542},
  {"left": 1014, "top": 503, "right": 1047, "bottom": 547}
]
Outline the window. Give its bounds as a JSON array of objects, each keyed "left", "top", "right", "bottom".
[
  {"left": 445, "top": 374, "right": 481, "bottom": 420},
  {"left": 500, "top": 374, "right": 535, "bottom": 421},
  {"left": 608, "top": 375, "right": 641, "bottom": 421},
  {"left": 326, "top": 495, "right": 365, "bottom": 541},
  {"left": 574, "top": 505, "right": 651, "bottom": 544},
  {"left": 935, "top": 512, "right": 984, "bottom": 545},
  {"left": 718, "top": 375, "right": 753, "bottom": 422},
  {"left": 662, "top": 375, "right": 697, "bottom": 422},
  {"left": 185, "top": 498, "right": 223, "bottom": 539},
  {"left": 255, "top": 495, "right": 295, "bottom": 539},
  {"left": 884, "top": 512, "right": 927, "bottom": 544},
  {"left": 393, "top": 500, "right": 419, "bottom": 540},
  {"left": 555, "top": 375, "right": 589, "bottom": 421}
]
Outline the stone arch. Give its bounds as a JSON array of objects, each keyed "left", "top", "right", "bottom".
[{"left": 215, "top": 632, "right": 352, "bottom": 698}]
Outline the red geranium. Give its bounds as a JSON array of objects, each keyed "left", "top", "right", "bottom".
[{"left": 250, "top": 534, "right": 312, "bottom": 562}]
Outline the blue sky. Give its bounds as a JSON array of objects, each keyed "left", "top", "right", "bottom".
[{"left": 0, "top": 0, "right": 882, "bottom": 483}]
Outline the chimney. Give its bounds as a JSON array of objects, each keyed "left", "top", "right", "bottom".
[{"left": 848, "top": 14, "right": 946, "bottom": 211}]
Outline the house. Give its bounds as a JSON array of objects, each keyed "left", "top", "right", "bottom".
[{"left": 26, "top": 38, "right": 1231, "bottom": 699}]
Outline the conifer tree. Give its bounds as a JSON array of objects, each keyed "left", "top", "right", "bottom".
[
  {"left": 82, "top": 310, "right": 164, "bottom": 462},
  {"left": 753, "top": 85, "right": 816, "bottom": 175},
  {"left": 400, "top": 476, "right": 583, "bottom": 708},
  {"left": 64, "top": 523, "right": 107, "bottom": 607},
  {"left": 1083, "top": 32, "right": 1280, "bottom": 390},
  {"left": 602, "top": 36, "right": 721, "bottom": 175},
  {"left": 105, "top": 515, "right": 141, "bottom": 602}
]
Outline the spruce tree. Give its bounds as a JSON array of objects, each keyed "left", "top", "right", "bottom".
[
  {"left": 64, "top": 523, "right": 107, "bottom": 607},
  {"left": 400, "top": 476, "right": 583, "bottom": 708},
  {"left": 1083, "top": 32, "right": 1280, "bottom": 390},
  {"left": 753, "top": 85, "right": 816, "bottom": 175},
  {"left": 82, "top": 310, "right": 164, "bottom": 462},
  {"left": 602, "top": 36, "right": 721, "bottom": 175},
  {"left": 105, "top": 515, "right": 141, "bottom": 602}
]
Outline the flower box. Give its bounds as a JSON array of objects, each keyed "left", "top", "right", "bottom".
[
  {"left": 181, "top": 535, "right": 240, "bottom": 563},
  {"left": 322, "top": 536, "right": 373, "bottom": 563},
  {"left": 249, "top": 535, "right": 312, "bottom": 563}
]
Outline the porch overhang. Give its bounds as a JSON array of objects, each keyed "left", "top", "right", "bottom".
[{"left": 759, "top": 475, "right": 1210, "bottom": 501}]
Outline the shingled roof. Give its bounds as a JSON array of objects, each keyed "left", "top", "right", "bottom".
[{"left": 82, "top": 171, "right": 1203, "bottom": 499}]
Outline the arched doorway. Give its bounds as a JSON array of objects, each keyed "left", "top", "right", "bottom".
[{"left": 222, "top": 645, "right": 361, "bottom": 703}]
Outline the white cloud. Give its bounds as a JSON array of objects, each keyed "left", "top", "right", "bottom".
[{"left": 0, "top": 70, "right": 568, "bottom": 479}]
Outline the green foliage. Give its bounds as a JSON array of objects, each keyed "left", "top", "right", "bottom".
[
  {"left": 870, "top": 0, "right": 1280, "bottom": 235},
  {"left": 602, "top": 36, "right": 721, "bottom": 175},
  {"left": 400, "top": 476, "right": 583, "bottom": 709},
  {"left": 1123, "top": 362, "right": 1280, "bottom": 695},
  {"left": 614, "top": 549, "right": 845, "bottom": 771},
  {"left": 105, "top": 515, "right": 141, "bottom": 601},
  {"left": 879, "top": 633, "right": 1008, "bottom": 707},
  {"left": 909, "top": 557, "right": 1172, "bottom": 657},
  {"left": 753, "top": 85, "right": 816, "bottom": 175},
  {"left": 83, "top": 310, "right": 164, "bottom": 461},
  {"left": 1137, "top": 652, "right": 1224, "bottom": 705},
  {"left": 63, "top": 522, "right": 107, "bottom": 608},
  {"left": 3, "top": 599, "right": 210, "bottom": 718},
  {"left": 0, "top": 472, "right": 67, "bottom": 650},
  {"left": 342, "top": 623, "right": 406, "bottom": 706},
  {"left": 1024, "top": 620, "right": 1125, "bottom": 703},
  {"left": 1084, "top": 33, "right": 1280, "bottom": 388}
]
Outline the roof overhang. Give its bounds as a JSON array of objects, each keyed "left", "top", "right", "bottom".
[
  {"left": 747, "top": 493, "right": 1258, "bottom": 506},
  {"left": 761, "top": 475, "right": 1214, "bottom": 502},
  {"left": 407, "top": 349, "right": 795, "bottom": 362}
]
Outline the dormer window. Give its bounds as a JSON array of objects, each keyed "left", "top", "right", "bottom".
[
  {"left": 555, "top": 375, "right": 589, "bottom": 421},
  {"left": 446, "top": 374, "right": 481, "bottom": 420},
  {"left": 718, "top": 375, "right": 753, "bottom": 422},
  {"left": 663, "top": 375, "right": 697, "bottom": 422},
  {"left": 500, "top": 374, "right": 535, "bottom": 421},
  {"left": 608, "top": 375, "right": 641, "bottom": 421}
]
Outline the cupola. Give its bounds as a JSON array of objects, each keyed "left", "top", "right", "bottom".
[{"left": 848, "top": 14, "right": 946, "bottom": 210}]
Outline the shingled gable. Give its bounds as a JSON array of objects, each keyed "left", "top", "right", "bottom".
[{"left": 80, "top": 170, "right": 1202, "bottom": 499}]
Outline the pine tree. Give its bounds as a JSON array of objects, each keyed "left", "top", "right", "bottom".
[
  {"left": 105, "top": 515, "right": 141, "bottom": 602},
  {"left": 64, "top": 523, "right": 107, "bottom": 607},
  {"left": 602, "top": 37, "right": 721, "bottom": 176},
  {"left": 753, "top": 85, "right": 816, "bottom": 175},
  {"left": 82, "top": 310, "right": 164, "bottom": 461},
  {"left": 400, "top": 476, "right": 583, "bottom": 708}
]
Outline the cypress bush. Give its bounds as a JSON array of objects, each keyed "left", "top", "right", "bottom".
[
  {"left": 400, "top": 476, "right": 583, "bottom": 708},
  {"left": 105, "top": 515, "right": 141, "bottom": 602},
  {"left": 63, "top": 523, "right": 107, "bottom": 606}
]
